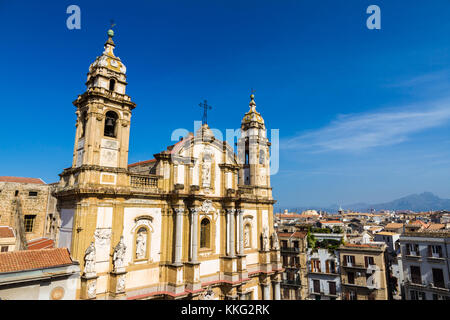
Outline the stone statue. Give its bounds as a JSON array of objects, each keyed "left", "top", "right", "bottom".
[
  {"left": 262, "top": 226, "right": 270, "bottom": 251},
  {"left": 113, "top": 236, "right": 126, "bottom": 271},
  {"left": 116, "top": 275, "right": 125, "bottom": 292},
  {"left": 244, "top": 225, "right": 250, "bottom": 247},
  {"left": 87, "top": 280, "right": 96, "bottom": 298},
  {"left": 136, "top": 229, "right": 147, "bottom": 259},
  {"left": 84, "top": 242, "right": 96, "bottom": 274},
  {"left": 202, "top": 160, "right": 211, "bottom": 187},
  {"left": 271, "top": 232, "right": 280, "bottom": 250}
]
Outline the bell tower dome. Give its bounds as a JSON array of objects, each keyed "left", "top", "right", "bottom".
[
  {"left": 237, "top": 93, "right": 271, "bottom": 190},
  {"left": 69, "top": 29, "right": 136, "bottom": 187}
]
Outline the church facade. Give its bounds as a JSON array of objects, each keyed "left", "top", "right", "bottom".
[{"left": 54, "top": 29, "right": 281, "bottom": 300}]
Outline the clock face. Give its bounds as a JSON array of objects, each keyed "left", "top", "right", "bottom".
[{"left": 110, "top": 59, "right": 118, "bottom": 67}]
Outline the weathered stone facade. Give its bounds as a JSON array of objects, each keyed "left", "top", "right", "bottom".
[
  {"left": 53, "top": 30, "right": 282, "bottom": 300},
  {"left": 0, "top": 179, "right": 59, "bottom": 248}
]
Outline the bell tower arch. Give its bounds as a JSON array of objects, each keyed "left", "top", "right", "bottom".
[{"left": 70, "top": 29, "right": 136, "bottom": 187}]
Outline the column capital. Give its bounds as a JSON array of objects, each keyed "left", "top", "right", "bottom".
[
  {"left": 174, "top": 207, "right": 185, "bottom": 214},
  {"left": 226, "top": 208, "right": 236, "bottom": 214},
  {"left": 190, "top": 207, "right": 200, "bottom": 215}
]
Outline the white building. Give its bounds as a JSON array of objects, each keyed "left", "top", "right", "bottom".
[
  {"left": 399, "top": 230, "right": 450, "bottom": 300},
  {"left": 307, "top": 248, "right": 341, "bottom": 300}
]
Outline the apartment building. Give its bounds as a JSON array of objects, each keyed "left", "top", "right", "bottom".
[
  {"left": 307, "top": 248, "right": 341, "bottom": 300},
  {"left": 339, "top": 243, "right": 389, "bottom": 300},
  {"left": 278, "top": 231, "right": 308, "bottom": 300},
  {"left": 399, "top": 230, "right": 450, "bottom": 300}
]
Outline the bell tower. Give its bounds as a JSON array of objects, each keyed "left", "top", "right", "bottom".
[
  {"left": 238, "top": 93, "right": 271, "bottom": 190},
  {"left": 71, "top": 28, "right": 136, "bottom": 187}
]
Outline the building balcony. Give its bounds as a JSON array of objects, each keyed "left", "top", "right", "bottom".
[
  {"left": 342, "top": 263, "right": 367, "bottom": 270},
  {"left": 405, "top": 279, "right": 450, "bottom": 292},
  {"left": 282, "top": 280, "right": 302, "bottom": 287},
  {"left": 426, "top": 255, "right": 446, "bottom": 263},
  {"left": 281, "top": 247, "right": 300, "bottom": 254},
  {"left": 129, "top": 173, "right": 161, "bottom": 192},
  {"left": 342, "top": 279, "right": 380, "bottom": 290}
]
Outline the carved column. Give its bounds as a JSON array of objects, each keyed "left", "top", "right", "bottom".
[
  {"left": 273, "top": 281, "right": 281, "bottom": 300},
  {"left": 174, "top": 207, "right": 184, "bottom": 265},
  {"left": 238, "top": 209, "right": 244, "bottom": 255},
  {"left": 227, "top": 208, "right": 236, "bottom": 257},
  {"left": 226, "top": 209, "right": 230, "bottom": 256},
  {"left": 263, "top": 283, "right": 270, "bottom": 300},
  {"left": 190, "top": 207, "right": 199, "bottom": 262}
]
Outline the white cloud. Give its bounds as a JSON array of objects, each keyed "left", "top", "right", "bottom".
[{"left": 282, "top": 100, "right": 450, "bottom": 152}]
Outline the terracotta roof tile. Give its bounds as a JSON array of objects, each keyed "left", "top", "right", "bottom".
[
  {"left": 385, "top": 223, "right": 403, "bottom": 229},
  {"left": 0, "top": 226, "right": 15, "bottom": 238},
  {"left": 128, "top": 158, "right": 156, "bottom": 168},
  {"left": 27, "top": 238, "right": 55, "bottom": 250},
  {"left": 0, "top": 176, "right": 45, "bottom": 184},
  {"left": 0, "top": 248, "right": 72, "bottom": 273},
  {"left": 277, "top": 231, "right": 307, "bottom": 239}
]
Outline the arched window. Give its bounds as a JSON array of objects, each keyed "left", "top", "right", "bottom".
[
  {"left": 200, "top": 218, "right": 211, "bottom": 248},
  {"left": 80, "top": 111, "right": 87, "bottom": 138},
  {"left": 104, "top": 111, "right": 118, "bottom": 137},
  {"left": 109, "top": 79, "right": 116, "bottom": 91}
]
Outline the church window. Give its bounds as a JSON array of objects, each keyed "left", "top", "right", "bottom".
[
  {"left": 24, "top": 215, "right": 36, "bottom": 232},
  {"left": 104, "top": 111, "right": 118, "bottom": 138},
  {"left": 109, "top": 79, "right": 116, "bottom": 91},
  {"left": 259, "top": 149, "right": 265, "bottom": 165},
  {"left": 80, "top": 111, "right": 87, "bottom": 138},
  {"left": 200, "top": 218, "right": 211, "bottom": 248}
]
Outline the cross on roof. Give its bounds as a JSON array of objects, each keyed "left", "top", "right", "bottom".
[{"left": 199, "top": 100, "right": 212, "bottom": 125}]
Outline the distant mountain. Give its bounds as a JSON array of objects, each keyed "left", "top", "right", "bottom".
[
  {"left": 351, "top": 192, "right": 450, "bottom": 212},
  {"left": 279, "top": 192, "right": 450, "bottom": 213}
]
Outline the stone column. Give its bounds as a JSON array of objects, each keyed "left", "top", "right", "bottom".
[
  {"left": 174, "top": 207, "right": 184, "bottom": 265},
  {"left": 226, "top": 209, "right": 230, "bottom": 256},
  {"left": 228, "top": 208, "right": 236, "bottom": 257},
  {"left": 190, "top": 207, "right": 199, "bottom": 262},
  {"left": 274, "top": 281, "right": 281, "bottom": 300},
  {"left": 263, "top": 283, "right": 270, "bottom": 300},
  {"left": 238, "top": 209, "right": 244, "bottom": 255}
]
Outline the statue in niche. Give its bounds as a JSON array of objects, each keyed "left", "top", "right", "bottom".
[
  {"left": 136, "top": 228, "right": 147, "bottom": 259},
  {"left": 244, "top": 225, "right": 250, "bottom": 247},
  {"left": 262, "top": 226, "right": 270, "bottom": 252},
  {"left": 84, "top": 241, "right": 96, "bottom": 274},
  {"left": 271, "top": 232, "right": 280, "bottom": 250},
  {"left": 113, "top": 236, "right": 126, "bottom": 271},
  {"left": 202, "top": 158, "right": 211, "bottom": 188}
]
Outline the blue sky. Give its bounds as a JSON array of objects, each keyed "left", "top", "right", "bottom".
[{"left": 1, "top": 0, "right": 450, "bottom": 209}]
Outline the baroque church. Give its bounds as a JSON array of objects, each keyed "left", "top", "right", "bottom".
[{"left": 54, "top": 29, "right": 281, "bottom": 300}]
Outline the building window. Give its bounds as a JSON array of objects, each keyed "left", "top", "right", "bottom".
[
  {"left": 313, "top": 279, "right": 320, "bottom": 293},
  {"left": 24, "top": 215, "right": 36, "bottom": 232},
  {"left": 347, "top": 272, "right": 355, "bottom": 284},
  {"left": 311, "top": 259, "right": 321, "bottom": 273},
  {"left": 406, "top": 243, "right": 419, "bottom": 256},
  {"left": 1, "top": 246, "right": 8, "bottom": 252},
  {"left": 109, "top": 79, "right": 116, "bottom": 91},
  {"left": 364, "top": 256, "right": 375, "bottom": 267},
  {"left": 104, "top": 111, "right": 118, "bottom": 138},
  {"left": 410, "top": 290, "right": 426, "bottom": 300},
  {"left": 200, "top": 218, "right": 211, "bottom": 248},
  {"left": 428, "top": 245, "right": 443, "bottom": 258},
  {"left": 432, "top": 268, "right": 445, "bottom": 288},
  {"left": 343, "top": 255, "right": 355, "bottom": 266},
  {"left": 28, "top": 191, "right": 38, "bottom": 197},
  {"left": 80, "top": 111, "right": 88, "bottom": 138},
  {"left": 410, "top": 266, "right": 422, "bottom": 284},
  {"left": 328, "top": 281, "right": 336, "bottom": 295},
  {"left": 14, "top": 190, "right": 19, "bottom": 197}
]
